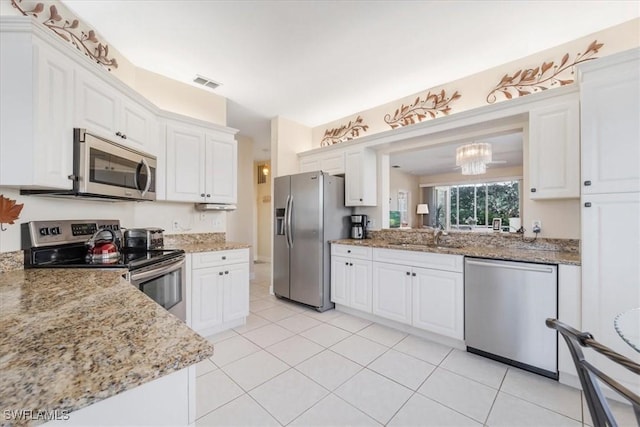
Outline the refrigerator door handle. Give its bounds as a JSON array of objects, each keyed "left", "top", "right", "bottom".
[
  {"left": 286, "top": 195, "right": 294, "bottom": 247},
  {"left": 284, "top": 195, "right": 291, "bottom": 248}
]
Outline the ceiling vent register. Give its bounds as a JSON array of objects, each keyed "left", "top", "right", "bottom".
[{"left": 193, "top": 75, "right": 221, "bottom": 90}]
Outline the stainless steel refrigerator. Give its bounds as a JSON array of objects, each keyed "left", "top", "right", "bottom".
[{"left": 273, "top": 171, "right": 351, "bottom": 311}]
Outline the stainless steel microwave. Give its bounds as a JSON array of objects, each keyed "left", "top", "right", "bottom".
[{"left": 21, "top": 129, "right": 156, "bottom": 201}]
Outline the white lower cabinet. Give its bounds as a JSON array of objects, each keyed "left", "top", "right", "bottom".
[
  {"left": 581, "top": 192, "right": 640, "bottom": 393},
  {"left": 331, "top": 245, "right": 372, "bottom": 312},
  {"left": 372, "top": 262, "right": 412, "bottom": 324},
  {"left": 412, "top": 267, "right": 464, "bottom": 340},
  {"left": 333, "top": 245, "right": 464, "bottom": 339},
  {"left": 189, "top": 249, "right": 249, "bottom": 336},
  {"left": 349, "top": 260, "right": 372, "bottom": 312},
  {"left": 371, "top": 249, "right": 464, "bottom": 339}
]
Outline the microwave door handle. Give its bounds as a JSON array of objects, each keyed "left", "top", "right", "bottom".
[
  {"left": 141, "top": 158, "right": 152, "bottom": 196},
  {"left": 135, "top": 158, "right": 152, "bottom": 196}
]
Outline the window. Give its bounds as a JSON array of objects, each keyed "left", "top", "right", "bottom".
[
  {"left": 397, "top": 190, "right": 409, "bottom": 228},
  {"left": 436, "top": 181, "right": 519, "bottom": 230}
]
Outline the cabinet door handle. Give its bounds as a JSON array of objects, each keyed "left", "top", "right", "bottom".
[
  {"left": 206, "top": 194, "right": 211, "bottom": 197},
  {"left": 406, "top": 272, "right": 410, "bottom": 276},
  {"left": 347, "top": 249, "right": 351, "bottom": 253},
  {"left": 412, "top": 272, "right": 416, "bottom": 277},
  {"left": 345, "top": 262, "right": 349, "bottom": 266},
  {"left": 200, "top": 193, "right": 205, "bottom": 197},
  {"left": 222, "top": 256, "right": 226, "bottom": 260},
  {"left": 530, "top": 188, "right": 537, "bottom": 193},
  {"left": 225, "top": 271, "right": 229, "bottom": 274},
  {"left": 584, "top": 180, "right": 592, "bottom": 186},
  {"left": 584, "top": 202, "right": 592, "bottom": 207},
  {"left": 218, "top": 272, "right": 223, "bottom": 275},
  {"left": 116, "top": 131, "right": 122, "bottom": 137},
  {"left": 359, "top": 198, "right": 363, "bottom": 202},
  {"left": 349, "top": 263, "right": 353, "bottom": 266},
  {"left": 122, "top": 134, "right": 127, "bottom": 139}
]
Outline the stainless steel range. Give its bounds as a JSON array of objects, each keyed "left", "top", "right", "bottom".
[{"left": 22, "top": 219, "right": 186, "bottom": 321}]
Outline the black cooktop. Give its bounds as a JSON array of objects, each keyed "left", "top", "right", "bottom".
[{"left": 24, "top": 245, "right": 184, "bottom": 270}]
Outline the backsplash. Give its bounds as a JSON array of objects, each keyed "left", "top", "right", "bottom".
[
  {"left": 164, "top": 232, "right": 226, "bottom": 247},
  {"left": 367, "top": 229, "right": 579, "bottom": 253},
  {"left": 0, "top": 250, "right": 23, "bottom": 272}
]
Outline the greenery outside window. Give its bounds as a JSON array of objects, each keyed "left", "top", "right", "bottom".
[{"left": 434, "top": 180, "right": 519, "bottom": 230}]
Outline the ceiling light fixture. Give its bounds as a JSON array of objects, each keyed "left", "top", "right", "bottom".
[{"left": 456, "top": 142, "right": 492, "bottom": 175}]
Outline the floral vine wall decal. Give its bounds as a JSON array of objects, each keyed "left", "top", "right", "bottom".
[
  {"left": 486, "top": 40, "right": 603, "bottom": 104},
  {"left": 0, "top": 195, "right": 24, "bottom": 231},
  {"left": 384, "top": 89, "right": 462, "bottom": 129},
  {"left": 320, "top": 115, "right": 369, "bottom": 147},
  {"left": 11, "top": 0, "right": 119, "bottom": 71}
]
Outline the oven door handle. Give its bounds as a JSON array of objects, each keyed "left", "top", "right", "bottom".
[{"left": 129, "top": 257, "right": 185, "bottom": 283}]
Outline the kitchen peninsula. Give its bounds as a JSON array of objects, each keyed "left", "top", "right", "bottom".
[{"left": 0, "top": 267, "right": 213, "bottom": 426}]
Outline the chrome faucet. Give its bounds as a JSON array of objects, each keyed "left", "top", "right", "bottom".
[{"left": 433, "top": 224, "right": 448, "bottom": 246}]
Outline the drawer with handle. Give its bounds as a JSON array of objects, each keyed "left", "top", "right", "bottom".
[
  {"left": 332, "top": 244, "right": 372, "bottom": 260},
  {"left": 191, "top": 248, "right": 249, "bottom": 269}
]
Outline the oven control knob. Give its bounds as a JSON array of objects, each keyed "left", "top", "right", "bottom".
[
  {"left": 39, "top": 227, "right": 50, "bottom": 236},
  {"left": 50, "top": 227, "right": 61, "bottom": 235}
]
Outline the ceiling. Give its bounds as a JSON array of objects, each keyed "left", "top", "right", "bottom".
[
  {"left": 390, "top": 132, "right": 523, "bottom": 176},
  {"left": 61, "top": 1, "right": 638, "bottom": 161}
]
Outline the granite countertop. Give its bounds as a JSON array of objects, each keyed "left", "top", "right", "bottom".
[
  {"left": 166, "top": 241, "right": 251, "bottom": 254},
  {"left": 331, "top": 239, "right": 581, "bottom": 265},
  {"left": 0, "top": 268, "right": 213, "bottom": 425}
]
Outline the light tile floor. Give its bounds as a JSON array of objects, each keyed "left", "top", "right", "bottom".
[{"left": 195, "top": 262, "right": 636, "bottom": 426}]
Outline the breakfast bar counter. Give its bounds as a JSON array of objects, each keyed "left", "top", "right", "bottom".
[
  {"left": 331, "top": 238, "right": 581, "bottom": 266},
  {"left": 0, "top": 268, "right": 213, "bottom": 426}
]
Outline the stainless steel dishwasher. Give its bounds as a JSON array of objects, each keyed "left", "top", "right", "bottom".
[{"left": 464, "top": 258, "right": 558, "bottom": 379}]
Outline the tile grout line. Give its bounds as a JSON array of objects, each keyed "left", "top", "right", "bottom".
[{"left": 482, "top": 365, "right": 509, "bottom": 425}]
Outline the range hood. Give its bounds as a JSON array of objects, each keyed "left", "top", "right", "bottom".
[{"left": 195, "top": 203, "right": 237, "bottom": 211}]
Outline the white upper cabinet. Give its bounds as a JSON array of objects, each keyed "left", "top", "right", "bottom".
[
  {"left": 579, "top": 49, "right": 640, "bottom": 195},
  {"left": 165, "top": 123, "right": 206, "bottom": 202},
  {"left": 164, "top": 118, "right": 237, "bottom": 204},
  {"left": 345, "top": 148, "right": 377, "bottom": 206},
  {"left": 528, "top": 97, "right": 580, "bottom": 199},
  {"left": 206, "top": 135, "right": 237, "bottom": 204},
  {"left": 75, "top": 68, "right": 157, "bottom": 154},
  {"left": 299, "top": 151, "right": 345, "bottom": 175},
  {"left": 1, "top": 34, "right": 74, "bottom": 189}
]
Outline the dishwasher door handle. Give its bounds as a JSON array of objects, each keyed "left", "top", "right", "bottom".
[{"left": 466, "top": 259, "right": 555, "bottom": 274}]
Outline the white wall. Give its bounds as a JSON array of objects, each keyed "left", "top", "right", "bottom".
[
  {"left": 226, "top": 135, "right": 255, "bottom": 262},
  {"left": 135, "top": 68, "right": 226, "bottom": 126},
  {"left": 389, "top": 168, "right": 420, "bottom": 228},
  {"left": 271, "top": 117, "right": 312, "bottom": 177},
  {"left": 311, "top": 19, "right": 640, "bottom": 145},
  {"left": 0, "top": 188, "right": 135, "bottom": 252},
  {"left": 255, "top": 161, "right": 272, "bottom": 261},
  {"left": 132, "top": 202, "right": 225, "bottom": 235}
]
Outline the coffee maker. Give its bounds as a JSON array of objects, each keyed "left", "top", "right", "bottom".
[{"left": 350, "top": 214, "right": 368, "bottom": 239}]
